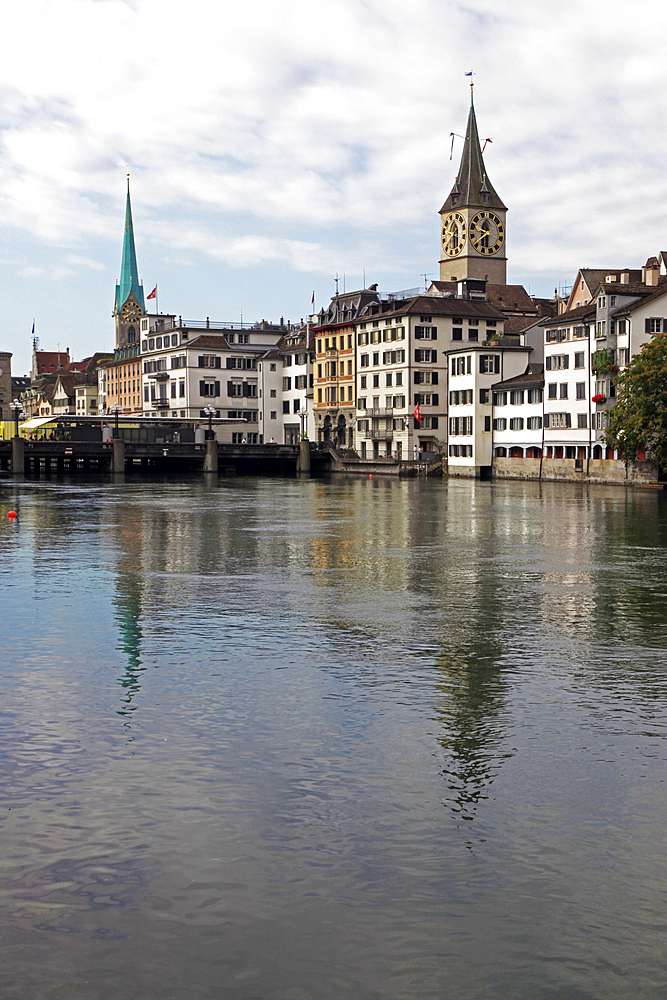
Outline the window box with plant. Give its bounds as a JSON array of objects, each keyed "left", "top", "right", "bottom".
[{"left": 592, "top": 393, "right": 607, "bottom": 404}]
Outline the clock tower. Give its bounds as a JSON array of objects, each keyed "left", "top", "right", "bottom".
[
  {"left": 114, "top": 177, "right": 146, "bottom": 349},
  {"left": 439, "top": 88, "right": 507, "bottom": 284}
]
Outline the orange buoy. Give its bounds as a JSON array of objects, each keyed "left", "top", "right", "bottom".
[{"left": 8, "top": 511, "right": 16, "bottom": 519}]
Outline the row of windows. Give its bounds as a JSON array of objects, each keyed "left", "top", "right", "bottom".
[
  {"left": 282, "top": 399, "right": 304, "bottom": 413},
  {"left": 357, "top": 328, "right": 406, "bottom": 345},
  {"left": 545, "top": 326, "right": 589, "bottom": 343},
  {"left": 450, "top": 354, "right": 500, "bottom": 376},
  {"left": 596, "top": 319, "right": 628, "bottom": 338},
  {"left": 317, "top": 386, "right": 354, "bottom": 404},
  {"left": 359, "top": 350, "right": 407, "bottom": 367},
  {"left": 283, "top": 352, "right": 311, "bottom": 366},
  {"left": 357, "top": 396, "right": 407, "bottom": 410},
  {"left": 282, "top": 376, "right": 311, "bottom": 390},
  {"left": 493, "top": 417, "right": 543, "bottom": 431},
  {"left": 360, "top": 372, "right": 404, "bottom": 389},
  {"left": 450, "top": 416, "right": 473, "bottom": 436},
  {"left": 449, "top": 445, "right": 473, "bottom": 457},
  {"left": 492, "top": 388, "right": 543, "bottom": 405},
  {"left": 547, "top": 382, "right": 588, "bottom": 400}
]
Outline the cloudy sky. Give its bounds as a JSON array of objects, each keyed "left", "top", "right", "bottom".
[{"left": 2, "top": 0, "right": 667, "bottom": 375}]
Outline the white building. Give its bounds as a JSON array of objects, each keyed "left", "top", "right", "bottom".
[
  {"left": 278, "top": 329, "right": 316, "bottom": 444},
  {"left": 491, "top": 364, "right": 544, "bottom": 461},
  {"left": 446, "top": 344, "right": 531, "bottom": 477}
]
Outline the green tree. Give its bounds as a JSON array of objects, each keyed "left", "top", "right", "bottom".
[{"left": 605, "top": 335, "right": 667, "bottom": 470}]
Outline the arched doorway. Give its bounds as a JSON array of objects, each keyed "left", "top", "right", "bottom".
[
  {"left": 323, "top": 415, "right": 332, "bottom": 444},
  {"left": 336, "top": 415, "right": 346, "bottom": 447}
]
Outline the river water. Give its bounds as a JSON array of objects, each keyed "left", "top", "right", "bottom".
[{"left": 1, "top": 474, "right": 666, "bottom": 1000}]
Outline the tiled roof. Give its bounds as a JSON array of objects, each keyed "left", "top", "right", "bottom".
[
  {"left": 541, "top": 302, "right": 596, "bottom": 326},
  {"left": 492, "top": 364, "right": 544, "bottom": 390},
  {"left": 439, "top": 96, "right": 506, "bottom": 214}
]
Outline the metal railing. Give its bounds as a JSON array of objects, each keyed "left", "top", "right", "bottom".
[
  {"left": 365, "top": 430, "right": 393, "bottom": 440},
  {"left": 364, "top": 407, "right": 393, "bottom": 417}
]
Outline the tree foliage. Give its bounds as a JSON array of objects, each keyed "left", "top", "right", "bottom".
[{"left": 605, "top": 335, "right": 667, "bottom": 470}]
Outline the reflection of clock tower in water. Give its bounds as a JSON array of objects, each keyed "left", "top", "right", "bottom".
[
  {"left": 439, "top": 87, "right": 507, "bottom": 284},
  {"left": 114, "top": 177, "right": 146, "bottom": 348}
]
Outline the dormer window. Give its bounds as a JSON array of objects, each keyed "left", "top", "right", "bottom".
[{"left": 481, "top": 192, "right": 490, "bottom": 205}]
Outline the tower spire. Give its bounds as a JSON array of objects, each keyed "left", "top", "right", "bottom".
[
  {"left": 441, "top": 95, "right": 505, "bottom": 213},
  {"left": 115, "top": 171, "right": 145, "bottom": 315}
]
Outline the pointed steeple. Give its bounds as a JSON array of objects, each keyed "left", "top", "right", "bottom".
[
  {"left": 115, "top": 177, "right": 145, "bottom": 314},
  {"left": 440, "top": 92, "right": 506, "bottom": 214}
]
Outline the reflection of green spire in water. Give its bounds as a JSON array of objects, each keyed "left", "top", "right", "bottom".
[
  {"left": 113, "top": 573, "right": 145, "bottom": 717},
  {"left": 433, "top": 646, "right": 513, "bottom": 823}
]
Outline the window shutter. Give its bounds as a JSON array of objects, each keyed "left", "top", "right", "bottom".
[
  {"left": 414, "top": 349, "right": 421, "bottom": 362},
  {"left": 566, "top": 413, "right": 571, "bottom": 428},
  {"left": 226, "top": 358, "right": 233, "bottom": 369},
  {"left": 414, "top": 372, "right": 420, "bottom": 384},
  {"left": 215, "top": 357, "right": 221, "bottom": 368},
  {"left": 431, "top": 372, "right": 438, "bottom": 385},
  {"left": 242, "top": 382, "right": 249, "bottom": 397},
  {"left": 431, "top": 393, "right": 439, "bottom": 406},
  {"left": 563, "top": 356, "right": 569, "bottom": 368},
  {"left": 645, "top": 318, "right": 651, "bottom": 333},
  {"left": 198, "top": 356, "right": 204, "bottom": 368},
  {"left": 227, "top": 381, "right": 234, "bottom": 396},
  {"left": 494, "top": 356, "right": 500, "bottom": 374},
  {"left": 414, "top": 393, "right": 421, "bottom": 405},
  {"left": 432, "top": 416, "right": 439, "bottom": 429},
  {"left": 415, "top": 326, "right": 422, "bottom": 339},
  {"left": 431, "top": 327, "right": 437, "bottom": 337},
  {"left": 545, "top": 357, "right": 552, "bottom": 370},
  {"left": 200, "top": 380, "right": 206, "bottom": 395},
  {"left": 215, "top": 381, "right": 220, "bottom": 397}
]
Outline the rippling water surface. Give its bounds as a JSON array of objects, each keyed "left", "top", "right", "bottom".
[{"left": 1, "top": 474, "right": 667, "bottom": 999}]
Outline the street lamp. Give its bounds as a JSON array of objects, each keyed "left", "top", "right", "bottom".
[
  {"left": 10, "top": 398, "right": 22, "bottom": 437},
  {"left": 203, "top": 405, "right": 216, "bottom": 439},
  {"left": 109, "top": 403, "right": 121, "bottom": 438},
  {"left": 297, "top": 406, "right": 308, "bottom": 441}
]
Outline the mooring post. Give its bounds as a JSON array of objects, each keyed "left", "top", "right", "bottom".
[
  {"left": 298, "top": 439, "right": 311, "bottom": 476},
  {"left": 112, "top": 438, "right": 125, "bottom": 474},
  {"left": 11, "top": 437, "right": 25, "bottom": 476},
  {"left": 203, "top": 437, "right": 218, "bottom": 474}
]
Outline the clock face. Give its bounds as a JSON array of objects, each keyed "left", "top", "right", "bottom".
[
  {"left": 121, "top": 300, "right": 143, "bottom": 322},
  {"left": 469, "top": 211, "right": 504, "bottom": 255},
  {"left": 441, "top": 213, "right": 466, "bottom": 257}
]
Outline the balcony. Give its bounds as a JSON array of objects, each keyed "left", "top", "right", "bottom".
[
  {"left": 147, "top": 369, "right": 169, "bottom": 380},
  {"left": 325, "top": 348, "right": 338, "bottom": 358},
  {"left": 365, "top": 430, "right": 393, "bottom": 440},
  {"left": 364, "top": 407, "right": 393, "bottom": 417}
]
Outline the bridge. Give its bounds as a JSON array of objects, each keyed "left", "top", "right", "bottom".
[{"left": 0, "top": 438, "right": 321, "bottom": 477}]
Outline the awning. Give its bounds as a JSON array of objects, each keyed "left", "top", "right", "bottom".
[{"left": 19, "top": 416, "right": 56, "bottom": 430}]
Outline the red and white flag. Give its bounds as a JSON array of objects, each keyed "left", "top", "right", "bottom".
[
  {"left": 147, "top": 286, "right": 157, "bottom": 300},
  {"left": 311, "top": 291, "right": 315, "bottom": 306},
  {"left": 414, "top": 403, "right": 421, "bottom": 424}
]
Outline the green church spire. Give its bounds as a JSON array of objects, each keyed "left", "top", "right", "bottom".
[{"left": 115, "top": 177, "right": 145, "bottom": 314}]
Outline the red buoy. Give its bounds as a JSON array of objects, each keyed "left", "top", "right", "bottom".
[
  {"left": 8, "top": 511, "right": 16, "bottom": 519},
  {"left": 369, "top": 474, "right": 373, "bottom": 479}
]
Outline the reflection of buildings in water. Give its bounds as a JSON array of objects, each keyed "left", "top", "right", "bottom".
[
  {"left": 309, "top": 478, "right": 413, "bottom": 590},
  {"left": 433, "top": 643, "right": 512, "bottom": 825},
  {"left": 111, "top": 504, "right": 146, "bottom": 720}
]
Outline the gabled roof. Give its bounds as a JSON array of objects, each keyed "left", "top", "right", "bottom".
[
  {"left": 186, "top": 334, "right": 232, "bottom": 350},
  {"left": 541, "top": 302, "right": 596, "bottom": 327},
  {"left": 439, "top": 93, "right": 506, "bottom": 214},
  {"left": 34, "top": 349, "right": 70, "bottom": 374},
  {"left": 492, "top": 363, "right": 544, "bottom": 390},
  {"left": 613, "top": 282, "right": 667, "bottom": 315}
]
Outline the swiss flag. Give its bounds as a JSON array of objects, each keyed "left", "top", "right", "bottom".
[
  {"left": 147, "top": 286, "right": 157, "bottom": 300},
  {"left": 414, "top": 403, "right": 421, "bottom": 424}
]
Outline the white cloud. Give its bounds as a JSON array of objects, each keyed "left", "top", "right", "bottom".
[{"left": 3, "top": 0, "right": 667, "bottom": 372}]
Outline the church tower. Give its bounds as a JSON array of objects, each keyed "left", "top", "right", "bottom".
[
  {"left": 439, "top": 88, "right": 507, "bottom": 284},
  {"left": 114, "top": 177, "right": 145, "bottom": 349}
]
